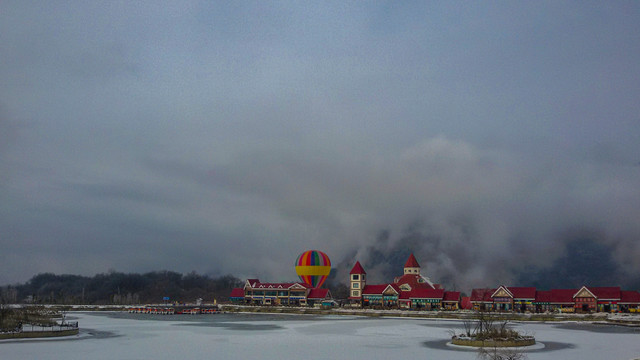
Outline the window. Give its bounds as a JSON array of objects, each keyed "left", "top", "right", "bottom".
[
  {"left": 352, "top": 290, "right": 359, "bottom": 297},
  {"left": 352, "top": 274, "right": 359, "bottom": 281},
  {"left": 352, "top": 283, "right": 359, "bottom": 289}
]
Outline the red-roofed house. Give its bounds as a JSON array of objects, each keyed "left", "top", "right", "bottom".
[
  {"left": 307, "top": 288, "right": 333, "bottom": 306},
  {"left": 619, "top": 291, "right": 640, "bottom": 312},
  {"left": 490, "top": 286, "right": 536, "bottom": 312},
  {"left": 470, "top": 288, "right": 495, "bottom": 311},
  {"left": 362, "top": 284, "right": 400, "bottom": 307},
  {"left": 348, "top": 254, "right": 449, "bottom": 309},
  {"left": 229, "top": 288, "right": 246, "bottom": 303},
  {"left": 574, "top": 286, "right": 621, "bottom": 313},
  {"left": 400, "top": 288, "right": 445, "bottom": 310},
  {"left": 533, "top": 290, "right": 552, "bottom": 312},
  {"left": 535, "top": 289, "right": 578, "bottom": 312},
  {"left": 443, "top": 291, "right": 462, "bottom": 310},
  {"left": 547, "top": 289, "right": 578, "bottom": 313},
  {"left": 230, "top": 279, "right": 324, "bottom": 306},
  {"left": 534, "top": 289, "right": 578, "bottom": 313},
  {"left": 550, "top": 289, "right": 576, "bottom": 304},
  {"left": 491, "top": 286, "right": 515, "bottom": 312},
  {"left": 393, "top": 253, "right": 435, "bottom": 290}
]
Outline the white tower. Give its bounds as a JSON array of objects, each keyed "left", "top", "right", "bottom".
[{"left": 349, "top": 261, "right": 366, "bottom": 303}]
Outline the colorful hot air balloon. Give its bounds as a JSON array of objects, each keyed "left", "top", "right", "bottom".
[{"left": 295, "top": 250, "right": 331, "bottom": 288}]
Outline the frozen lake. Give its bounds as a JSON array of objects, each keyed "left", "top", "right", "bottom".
[{"left": 2, "top": 312, "right": 639, "bottom": 359}]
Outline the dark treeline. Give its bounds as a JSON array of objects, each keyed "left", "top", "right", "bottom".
[{"left": 0, "top": 271, "right": 243, "bottom": 305}]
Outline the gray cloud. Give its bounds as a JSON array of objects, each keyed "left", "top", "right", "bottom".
[{"left": 1, "top": 2, "right": 639, "bottom": 292}]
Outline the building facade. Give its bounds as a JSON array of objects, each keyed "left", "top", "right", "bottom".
[
  {"left": 349, "top": 261, "right": 366, "bottom": 302},
  {"left": 347, "top": 254, "right": 460, "bottom": 310},
  {"left": 469, "top": 285, "right": 640, "bottom": 313},
  {"left": 228, "top": 254, "right": 640, "bottom": 314},
  {"left": 230, "top": 279, "right": 332, "bottom": 306}
]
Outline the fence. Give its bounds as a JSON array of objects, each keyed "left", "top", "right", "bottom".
[
  {"left": 20, "top": 321, "right": 78, "bottom": 332},
  {"left": 0, "top": 322, "right": 79, "bottom": 339}
]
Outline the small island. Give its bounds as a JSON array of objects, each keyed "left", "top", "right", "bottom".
[{"left": 451, "top": 312, "right": 535, "bottom": 348}]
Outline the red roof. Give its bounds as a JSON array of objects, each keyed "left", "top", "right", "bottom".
[
  {"left": 443, "top": 291, "right": 461, "bottom": 302},
  {"left": 587, "top": 287, "right": 621, "bottom": 300},
  {"left": 350, "top": 261, "right": 366, "bottom": 275},
  {"left": 255, "top": 282, "right": 299, "bottom": 289},
  {"left": 508, "top": 287, "right": 537, "bottom": 299},
  {"left": 490, "top": 286, "right": 537, "bottom": 300},
  {"left": 535, "top": 290, "right": 552, "bottom": 303},
  {"left": 551, "top": 289, "right": 578, "bottom": 303},
  {"left": 388, "top": 284, "right": 402, "bottom": 293},
  {"left": 362, "top": 284, "right": 388, "bottom": 294},
  {"left": 362, "top": 284, "right": 400, "bottom": 295},
  {"left": 393, "top": 274, "right": 434, "bottom": 290},
  {"left": 404, "top": 288, "right": 444, "bottom": 300},
  {"left": 230, "top": 288, "right": 245, "bottom": 298},
  {"left": 404, "top": 253, "right": 420, "bottom": 268},
  {"left": 620, "top": 291, "right": 640, "bottom": 304},
  {"left": 307, "top": 288, "right": 330, "bottom": 299},
  {"left": 470, "top": 288, "right": 495, "bottom": 302},
  {"left": 248, "top": 281, "right": 310, "bottom": 289}
]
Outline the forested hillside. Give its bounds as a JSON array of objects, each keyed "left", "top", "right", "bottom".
[{"left": 0, "top": 271, "right": 243, "bottom": 305}]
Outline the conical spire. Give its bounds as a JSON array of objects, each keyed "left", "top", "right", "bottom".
[
  {"left": 404, "top": 253, "right": 420, "bottom": 268},
  {"left": 349, "top": 261, "right": 366, "bottom": 274}
]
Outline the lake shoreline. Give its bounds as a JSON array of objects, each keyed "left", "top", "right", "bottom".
[
  {"left": 9, "top": 303, "right": 640, "bottom": 327},
  {"left": 219, "top": 304, "right": 640, "bottom": 327}
]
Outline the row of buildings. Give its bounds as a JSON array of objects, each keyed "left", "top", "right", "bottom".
[
  {"left": 230, "top": 254, "right": 462, "bottom": 310},
  {"left": 230, "top": 254, "right": 640, "bottom": 313},
  {"left": 229, "top": 280, "right": 332, "bottom": 307},
  {"left": 469, "top": 285, "right": 640, "bottom": 313}
]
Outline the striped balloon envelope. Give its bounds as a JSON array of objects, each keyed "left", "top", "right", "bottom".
[{"left": 295, "top": 250, "right": 331, "bottom": 288}]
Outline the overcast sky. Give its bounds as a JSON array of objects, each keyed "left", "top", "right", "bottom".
[{"left": 1, "top": 1, "right": 639, "bottom": 290}]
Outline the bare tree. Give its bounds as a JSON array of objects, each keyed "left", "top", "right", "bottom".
[
  {"left": 0, "top": 291, "right": 10, "bottom": 331},
  {"left": 474, "top": 310, "right": 496, "bottom": 338},
  {"left": 463, "top": 317, "right": 474, "bottom": 337},
  {"left": 478, "top": 345, "right": 527, "bottom": 360}
]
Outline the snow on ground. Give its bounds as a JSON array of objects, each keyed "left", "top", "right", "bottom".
[{"left": 1, "top": 312, "right": 639, "bottom": 360}]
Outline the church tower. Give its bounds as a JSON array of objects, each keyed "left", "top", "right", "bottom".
[
  {"left": 403, "top": 253, "right": 421, "bottom": 275},
  {"left": 349, "top": 261, "right": 366, "bottom": 302}
]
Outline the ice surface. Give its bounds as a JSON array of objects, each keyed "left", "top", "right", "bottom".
[{"left": 1, "top": 312, "right": 639, "bottom": 360}]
